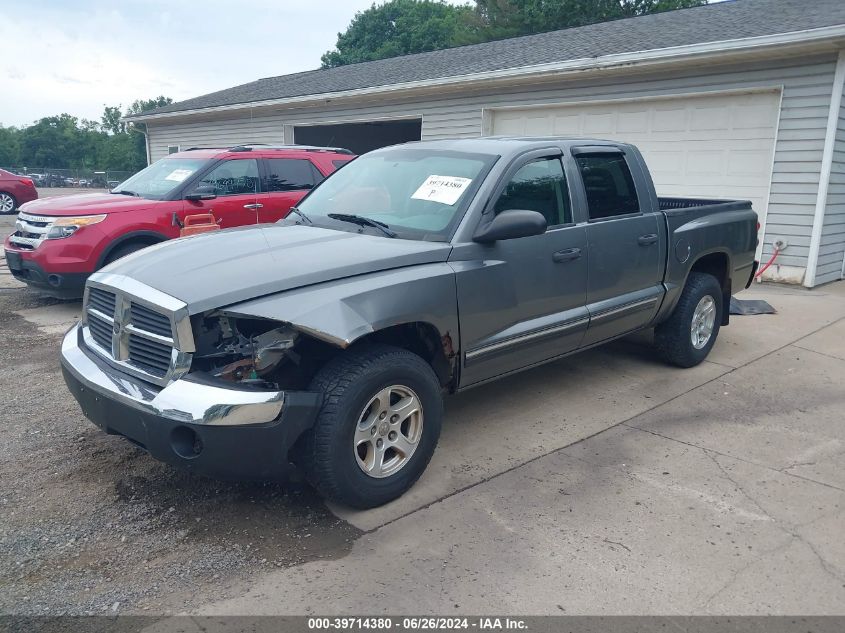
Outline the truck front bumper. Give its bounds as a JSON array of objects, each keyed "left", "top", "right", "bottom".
[{"left": 60, "top": 324, "right": 322, "bottom": 481}]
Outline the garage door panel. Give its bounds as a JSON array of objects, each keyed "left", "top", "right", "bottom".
[
  {"left": 651, "top": 107, "right": 688, "bottom": 132},
  {"left": 553, "top": 113, "right": 581, "bottom": 134},
  {"left": 617, "top": 110, "right": 649, "bottom": 133},
  {"left": 490, "top": 91, "right": 779, "bottom": 248}
]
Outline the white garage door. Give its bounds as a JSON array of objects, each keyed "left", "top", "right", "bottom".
[{"left": 490, "top": 90, "right": 780, "bottom": 236}]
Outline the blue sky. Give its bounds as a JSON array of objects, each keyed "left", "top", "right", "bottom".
[{"left": 1, "top": 0, "right": 465, "bottom": 127}]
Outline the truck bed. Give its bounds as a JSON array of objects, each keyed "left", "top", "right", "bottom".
[{"left": 658, "top": 196, "right": 753, "bottom": 214}]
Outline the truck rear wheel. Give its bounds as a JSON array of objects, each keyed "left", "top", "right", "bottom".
[
  {"left": 655, "top": 272, "right": 723, "bottom": 368},
  {"left": 299, "top": 344, "right": 443, "bottom": 508}
]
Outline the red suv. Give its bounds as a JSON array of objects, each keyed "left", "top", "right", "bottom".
[
  {"left": 4, "top": 145, "right": 354, "bottom": 297},
  {"left": 0, "top": 169, "right": 38, "bottom": 214}
]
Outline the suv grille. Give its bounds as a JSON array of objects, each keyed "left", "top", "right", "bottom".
[
  {"left": 9, "top": 212, "right": 57, "bottom": 250},
  {"left": 81, "top": 279, "right": 192, "bottom": 386}
]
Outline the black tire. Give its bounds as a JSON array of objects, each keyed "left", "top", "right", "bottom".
[
  {"left": 654, "top": 272, "right": 723, "bottom": 368},
  {"left": 103, "top": 242, "right": 148, "bottom": 266},
  {"left": 298, "top": 344, "right": 443, "bottom": 508},
  {"left": 0, "top": 191, "right": 17, "bottom": 215}
]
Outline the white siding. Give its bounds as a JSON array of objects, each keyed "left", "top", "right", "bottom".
[
  {"left": 147, "top": 53, "right": 838, "bottom": 279},
  {"left": 816, "top": 78, "right": 845, "bottom": 285}
]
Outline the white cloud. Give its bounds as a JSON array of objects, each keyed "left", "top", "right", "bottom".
[{"left": 0, "top": 0, "right": 437, "bottom": 127}]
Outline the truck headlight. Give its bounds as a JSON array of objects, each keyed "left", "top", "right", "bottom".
[{"left": 46, "top": 214, "right": 107, "bottom": 239}]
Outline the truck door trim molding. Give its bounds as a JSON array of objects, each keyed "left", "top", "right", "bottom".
[
  {"left": 589, "top": 297, "right": 659, "bottom": 324},
  {"left": 465, "top": 316, "right": 589, "bottom": 365}
]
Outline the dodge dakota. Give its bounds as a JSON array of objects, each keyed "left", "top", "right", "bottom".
[{"left": 60, "top": 137, "right": 758, "bottom": 508}]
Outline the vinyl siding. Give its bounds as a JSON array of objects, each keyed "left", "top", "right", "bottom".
[
  {"left": 816, "top": 78, "right": 845, "bottom": 285},
  {"left": 147, "top": 53, "right": 838, "bottom": 277}
]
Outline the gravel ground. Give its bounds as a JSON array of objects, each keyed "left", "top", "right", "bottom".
[{"left": 0, "top": 287, "right": 361, "bottom": 615}]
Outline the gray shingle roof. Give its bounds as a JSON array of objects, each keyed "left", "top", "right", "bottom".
[{"left": 137, "top": 0, "right": 845, "bottom": 117}]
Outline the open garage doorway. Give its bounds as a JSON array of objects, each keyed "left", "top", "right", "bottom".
[{"left": 293, "top": 118, "right": 422, "bottom": 155}]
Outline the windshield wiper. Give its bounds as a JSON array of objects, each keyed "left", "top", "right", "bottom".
[
  {"left": 111, "top": 189, "right": 139, "bottom": 197},
  {"left": 288, "top": 206, "right": 313, "bottom": 224},
  {"left": 327, "top": 213, "right": 397, "bottom": 238}
]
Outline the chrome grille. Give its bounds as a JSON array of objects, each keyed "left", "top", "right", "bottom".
[
  {"left": 130, "top": 302, "right": 172, "bottom": 338},
  {"left": 128, "top": 336, "right": 172, "bottom": 377},
  {"left": 8, "top": 212, "right": 57, "bottom": 250},
  {"left": 87, "top": 313, "right": 113, "bottom": 349},
  {"left": 88, "top": 288, "right": 116, "bottom": 316},
  {"left": 80, "top": 273, "right": 195, "bottom": 386}
]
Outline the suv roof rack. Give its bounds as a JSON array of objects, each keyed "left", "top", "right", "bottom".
[{"left": 227, "top": 144, "right": 354, "bottom": 155}]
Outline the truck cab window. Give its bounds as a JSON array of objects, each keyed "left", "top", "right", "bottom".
[
  {"left": 494, "top": 157, "right": 571, "bottom": 226},
  {"left": 575, "top": 154, "right": 639, "bottom": 220}
]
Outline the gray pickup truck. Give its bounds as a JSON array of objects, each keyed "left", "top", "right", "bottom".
[{"left": 60, "top": 137, "right": 758, "bottom": 508}]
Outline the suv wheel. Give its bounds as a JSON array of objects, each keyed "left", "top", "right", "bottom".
[
  {"left": 0, "top": 192, "right": 16, "bottom": 214},
  {"left": 654, "top": 272, "right": 723, "bottom": 368},
  {"left": 299, "top": 344, "right": 443, "bottom": 508}
]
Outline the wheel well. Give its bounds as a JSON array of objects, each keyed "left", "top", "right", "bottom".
[
  {"left": 99, "top": 233, "right": 167, "bottom": 267},
  {"left": 689, "top": 252, "right": 731, "bottom": 325},
  {"left": 355, "top": 322, "right": 457, "bottom": 390}
]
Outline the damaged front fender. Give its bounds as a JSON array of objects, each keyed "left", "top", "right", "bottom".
[{"left": 219, "top": 263, "right": 460, "bottom": 351}]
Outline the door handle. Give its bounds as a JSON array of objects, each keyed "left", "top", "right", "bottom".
[
  {"left": 553, "top": 247, "right": 582, "bottom": 263},
  {"left": 243, "top": 203, "right": 263, "bottom": 210},
  {"left": 638, "top": 233, "right": 658, "bottom": 246}
]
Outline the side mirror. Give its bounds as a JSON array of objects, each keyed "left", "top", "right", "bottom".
[
  {"left": 473, "top": 209, "right": 547, "bottom": 243},
  {"left": 185, "top": 185, "right": 217, "bottom": 201}
]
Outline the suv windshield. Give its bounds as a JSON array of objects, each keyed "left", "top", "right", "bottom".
[
  {"left": 295, "top": 148, "right": 497, "bottom": 240},
  {"left": 111, "top": 157, "right": 210, "bottom": 200}
]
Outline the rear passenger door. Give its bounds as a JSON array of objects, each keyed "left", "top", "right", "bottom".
[
  {"left": 571, "top": 147, "right": 663, "bottom": 346},
  {"left": 257, "top": 158, "right": 324, "bottom": 223}
]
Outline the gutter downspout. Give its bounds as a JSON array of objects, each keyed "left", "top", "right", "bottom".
[
  {"left": 805, "top": 49, "right": 845, "bottom": 288},
  {"left": 142, "top": 127, "right": 152, "bottom": 166}
]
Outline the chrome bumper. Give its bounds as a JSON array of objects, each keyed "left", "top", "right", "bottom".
[{"left": 60, "top": 324, "right": 284, "bottom": 426}]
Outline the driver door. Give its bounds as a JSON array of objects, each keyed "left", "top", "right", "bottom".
[
  {"left": 453, "top": 153, "right": 589, "bottom": 387},
  {"left": 183, "top": 158, "right": 261, "bottom": 228}
]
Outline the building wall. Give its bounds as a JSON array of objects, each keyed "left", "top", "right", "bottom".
[
  {"left": 147, "top": 53, "right": 839, "bottom": 282},
  {"left": 817, "top": 77, "right": 845, "bottom": 285}
]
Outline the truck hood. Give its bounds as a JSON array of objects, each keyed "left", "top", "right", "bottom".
[
  {"left": 20, "top": 193, "right": 158, "bottom": 216},
  {"left": 103, "top": 224, "right": 453, "bottom": 314}
]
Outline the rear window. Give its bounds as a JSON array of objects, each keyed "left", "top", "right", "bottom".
[
  {"left": 575, "top": 153, "right": 640, "bottom": 220},
  {"left": 264, "top": 158, "right": 322, "bottom": 191}
]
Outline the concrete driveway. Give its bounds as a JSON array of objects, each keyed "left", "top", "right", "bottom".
[
  {"left": 2, "top": 261, "right": 844, "bottom": 614},
  {"left": 201, "top": 282, "right": 845, "bottom": 615}
]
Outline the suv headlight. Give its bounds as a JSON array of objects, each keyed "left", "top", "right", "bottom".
[{"left": 46, "top": 214, "right": 107, "bottom": 239}]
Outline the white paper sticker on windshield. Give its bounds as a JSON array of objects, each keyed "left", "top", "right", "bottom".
[
  {"left": 411, "top": 175, "right": 472, "bottom": 206},
  {"left": 165, "top": 169, "right": 193, "bottom": 182}
]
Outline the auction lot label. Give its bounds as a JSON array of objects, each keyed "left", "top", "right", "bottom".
[{"left": 4, "top": 616, "right": 843, "bottom": 633}]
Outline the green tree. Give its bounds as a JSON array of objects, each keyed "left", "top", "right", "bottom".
[
  {"left": 124, "top": 96, "right": 173, "bottom": 169},
  {"left": 101, "top": 106, "right": 125, "bottom": 135},
  {"left": 322, "top": 0, "right": 708, "bottom": 67},
  {"left": 472, "top": 0, "right": 707, "bottom": 39},
  {"left": 321, "top": 0, "right": 478, "bottom": 68},
  {"left": 0, "top": 125, "right": 21, "bottom": 167}
]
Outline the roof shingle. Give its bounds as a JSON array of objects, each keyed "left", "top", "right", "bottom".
[{"left": 140, "top": 0, "right": 845, "bottom": 117}]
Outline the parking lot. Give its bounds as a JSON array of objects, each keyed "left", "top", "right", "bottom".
[{"left": 1, "top": 206, "right": 844, "bottom": 616}]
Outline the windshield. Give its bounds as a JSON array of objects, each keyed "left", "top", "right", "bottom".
[
  {"left": 112, "top": 157, "right": 210, "bottom": 200},
  {"left": 295, "top": 148, "right": 497, "bottom": 240}
]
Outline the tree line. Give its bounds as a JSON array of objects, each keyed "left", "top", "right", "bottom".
[
  {"left": 321, "top": 0, "right": 707, "bottom": 67},
  {"left": 0, "top": 97, "right": 172, "bottom": 173}
]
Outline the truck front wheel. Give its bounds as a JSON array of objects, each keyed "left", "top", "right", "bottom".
[
  {"left": 655, "top": 272, "right": 723, "bottom": 368},
  {"left": 299, "top": 344, "right": 443, "bottom": 508}
]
